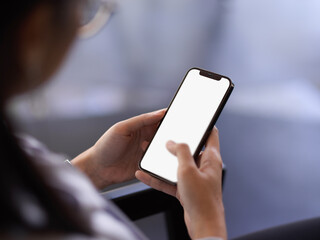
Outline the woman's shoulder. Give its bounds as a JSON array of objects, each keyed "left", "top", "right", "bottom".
[
  {"left": 0, "top": 233, "right": 105, "bottom": 240},
  {"left": 15, "top": 134, "right": 145, "bottom": 240},
  {"left": 17, "top": 134, "right": 107, "bottom": 209}
]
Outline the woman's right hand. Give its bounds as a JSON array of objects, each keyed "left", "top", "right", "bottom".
[{"left": 135, "top": 127, "right": 227, "bottom": 239}]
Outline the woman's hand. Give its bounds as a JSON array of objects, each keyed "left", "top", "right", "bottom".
[
  {"left": 72, "top": 109, "right": 166, "bottom": 189},
  {"left": 136, "top": 128, "right": 227, "bottom": 240}
]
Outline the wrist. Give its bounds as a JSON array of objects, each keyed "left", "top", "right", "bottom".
[
  {"left": 72, "top": 147, "right": 108, "bottom": 189},
  {"left": 191, "top": 201, "right": 227, "bottom": 240},
  {"left": 192, "top": 219, "right": 226, "bottom": 240},
  {"left": 71, "top": 147, "right": 93, "bottom": 172}
]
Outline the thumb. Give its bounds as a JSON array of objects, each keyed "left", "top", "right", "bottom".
[{"left": 166, "top": 141, "right": 196, "bottom": 169}]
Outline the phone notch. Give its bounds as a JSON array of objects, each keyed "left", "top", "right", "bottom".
[{"left": 199, "top": 70, "right": 222, "bottom": 81}]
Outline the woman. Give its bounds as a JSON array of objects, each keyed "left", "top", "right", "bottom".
[{"left": 0, "top": 0, "right": 226, "bottom": 239}]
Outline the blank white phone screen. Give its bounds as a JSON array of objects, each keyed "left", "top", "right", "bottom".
[{"left": 140, "top": 69, "right": 231, "bottom": 183}]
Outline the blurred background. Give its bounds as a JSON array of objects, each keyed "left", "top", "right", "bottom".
[{"left": 7, "top": 0, "right": 320, "bottom": 238}]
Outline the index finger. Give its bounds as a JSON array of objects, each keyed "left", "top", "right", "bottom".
[
  {"left": 135, "top": 170, "right": 177, "bottom": 197},
  {"left": 200, "top": 127, "right": 223, "bottom": 173},
  {"left": 205, "top": 127, "right": 220, "bottom": 152}
]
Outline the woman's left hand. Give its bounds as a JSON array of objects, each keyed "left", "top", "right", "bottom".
[{"left": 71, "top": 109, "right": 166, "bottom": 189}]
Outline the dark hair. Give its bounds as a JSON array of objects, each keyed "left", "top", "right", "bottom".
[
  {"left": 0, "top": 0, "right": 93, "bottom": 236},
  {"left": 0, "top": 0, "right": 78, "bottom": 103}
]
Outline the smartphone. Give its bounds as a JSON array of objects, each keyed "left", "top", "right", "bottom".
[{"left": 139, "top": 68, "right": 234, "bottom": 184}]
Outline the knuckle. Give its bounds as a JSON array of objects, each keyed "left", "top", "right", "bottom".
[
  {"left": 207, "top": 147, "right": 219, "bottom": 157},
  {"left": 206, "top": 148, "right": 223, "bottom": 166},
  {"left": 111, "top": 122, "right": 125, "bottom": 133},
  {"left": 176, "top": 143, "right": 189, "bottom": 152},
  {"left": 216, "top": 157, "right": 223, "bottom": 169},
  {"left": 113, "top": 120, "right": 124, "bottom": 129},
  {"left": 179, "top": 165, "right": 195, "bottom": 176}
]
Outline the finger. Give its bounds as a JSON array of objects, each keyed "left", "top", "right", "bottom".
[
  {"left": 119, "top": 109, "right": 166, "bottom": 133},
  {"left": 141, "top": 140, "right": 149, "bottom": 152},
  {"left": 140, "top": 122, "right": 160, "bottom": 142},
  {"left": 201, "top": 128, "right": 223, "bottom": 173},
  {"left": 205, "top": 126, "right": 220, "bottom": 151},
  {"left": 166, "top": 141, "right": 196, "bottom": 168},
  {"left": 195, "top": 151, "right": 203, "bottom": 167},
  {"left": 135, "top": 170, "right": 177, "bottom": 197}
]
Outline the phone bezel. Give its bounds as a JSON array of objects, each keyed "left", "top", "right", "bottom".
[{"left": 138, "top": 67, "right": 234, "bottom": 185}]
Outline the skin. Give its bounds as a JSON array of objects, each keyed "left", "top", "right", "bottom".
[
  {"left": 136, "top": 128, "right": 227, "bottom": 239},
  {"left": 73, "top": 118, "right": 227, "bottom": 239},
  {"left": 5, "top": 2, "right": 227, "bottom": 239},
  {"left": 72, "top": 109, "right": 167, "bottom": 189}
]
